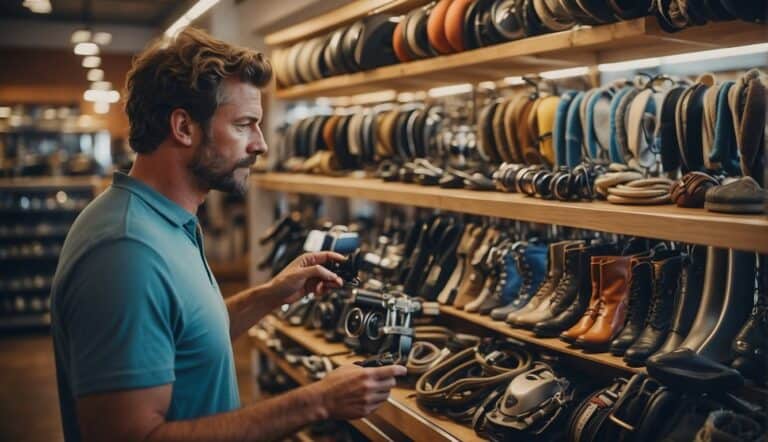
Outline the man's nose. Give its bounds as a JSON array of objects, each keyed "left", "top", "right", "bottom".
[{"left": 247, "top": 136, "right": 268, "bottom": 155}]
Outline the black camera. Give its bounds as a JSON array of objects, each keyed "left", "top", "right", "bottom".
[{"left": 341, "top": 288, "right": 439, "bottom": 362}]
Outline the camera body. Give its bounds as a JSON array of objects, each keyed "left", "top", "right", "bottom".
[{"left": 342, "top": 288, "right": 439, "bottom": 361}]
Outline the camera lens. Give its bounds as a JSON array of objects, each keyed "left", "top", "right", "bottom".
[
  {"left": 365, "top": 311, "right": 384, "bottom": 341},
  {"left": 344, "top": 307, "right": 365, "bottom": 337}
]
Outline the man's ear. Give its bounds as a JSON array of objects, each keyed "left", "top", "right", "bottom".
[{"left": 169, "top": 108, "right": 197, "bottom": 148}]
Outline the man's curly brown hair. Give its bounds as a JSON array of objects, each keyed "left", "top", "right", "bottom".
[{"left": 124, "top": 27, "right": 272, "bottom": 154}]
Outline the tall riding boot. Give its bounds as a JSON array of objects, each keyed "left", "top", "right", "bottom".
[
  {"left": 610, "top": 253, "right": 654, "bottom": 355},
  {"left": 497, "top": 240, "right": 574, "bottom": 321},
  {"left": 558, "top": 256, "right": 604, "bottom": 342},
  {"left": 675, "top": 247, "right": 729, "bottom": 353},
  {"left": 508, "top": 242, "right": 584, "bottom": 328},
  {"left": 651, "top": 245, "right": 707, "bottom": 358},
  {"left": 694, "top": 250, "right": 756, "bottom": 363},
  {"left": 731, "top": 267, "right": 767, "bottom": 385},
  {"left": 437, "top": 223, "right": 481, "bottom": 305},
  {"left": 454, "top": 227, "right": 499, "bottom": 309},
  {"left": 576, "top": 256, "right": 633, "bottom": 351},
  {"left": 624, "top": 250, "right": 684, "bottom": 366}
]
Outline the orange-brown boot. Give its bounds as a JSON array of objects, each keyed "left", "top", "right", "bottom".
[
  {"left": 576, "top": 256, "right": 632, "bottom": 351},
  {"left": 560, "top": 256, "right": 604, "bottom": 342}
]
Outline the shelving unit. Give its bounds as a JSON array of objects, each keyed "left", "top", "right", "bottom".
[
  {"left": 272, "top": 18, "right": 767, "bottom": 99},
  {"left": 0, "top": 176, "right": 99, "bottom": 330},
  {"left": 251, "top": 173, "right": 768, "bottom": 253},
  {"left": 256, "top": 4, "right": 768, "bottom": 440}
]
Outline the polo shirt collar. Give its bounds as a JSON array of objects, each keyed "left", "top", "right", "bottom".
[{"left": 112, "top": 172, "right": 197, "bottom": 231}]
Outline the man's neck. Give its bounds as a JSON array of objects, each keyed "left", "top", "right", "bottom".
[{"left": 129, "top": 152, "right": 207, "bottom": 214}]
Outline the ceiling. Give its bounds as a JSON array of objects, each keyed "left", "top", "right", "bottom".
[{"left": 0, "top": 0, "right": 186, "bottom": 26}]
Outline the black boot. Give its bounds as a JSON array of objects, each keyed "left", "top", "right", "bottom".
[
  {"left": 609, "top": 253, "right": 654, "bottom": 356},
  {"left": 694, "top": 250, "right": 757, "bottom": 363},
  {"left": 652, "top": 244, "right": 707, "bottom": 358},
  {"left": 624, "top": 250, "right": 683, "bottom": 367},
  {"left": 731, "top": 254, "right": 767, "bottom": 385},
  {"left": 533, "top": 244, "right": 617, "bottom": 337},
  {"left": 675, "top": 247, "right": 729, "bottom": 353}
]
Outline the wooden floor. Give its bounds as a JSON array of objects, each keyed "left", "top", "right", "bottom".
[{"left": 0, "top": 280, "right": 255, "bottom": 442}]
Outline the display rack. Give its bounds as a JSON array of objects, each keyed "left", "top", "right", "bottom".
[
  {"left": 0, "top": 176, "right": 100, "bottom": 330},
  {"left": 256, "top": 5, "right": 768, "bottom": 440},
  {"left": 251, "top": 173, "right": 768, "bottom": 253},
  {"left": 272, "top": 18, "right": 767, "bottom": 99}
]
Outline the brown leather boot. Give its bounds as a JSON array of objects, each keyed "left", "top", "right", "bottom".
[
  {"left": 576, "top": 255, "right": 632, "bottom": 351},
  {"left": 454, "top": 227, "right": 500, "bottom": 309},
  {"left": 561, "top": 256, "right": 605, "bottom": 342}
]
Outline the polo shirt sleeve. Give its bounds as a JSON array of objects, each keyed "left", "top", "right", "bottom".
[{"left": 58, "top": 238, "right": 181, "bottom": 397}]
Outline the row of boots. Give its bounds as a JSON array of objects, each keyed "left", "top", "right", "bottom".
[{"left": 436, "top": 224, "right": 766, "bottom": 384}]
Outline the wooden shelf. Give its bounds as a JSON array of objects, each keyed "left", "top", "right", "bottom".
[
  {"left": 274, "top": 18, "right": 768, "bottom": 99},
  {"left": 264, "top": 0, "right": 430, "bottom": 46},
  {"left": 251, "top": 173, "right": 768, "bottom": 253},
  {"left": 259, "top": 316, "right": 481, "bottom": 441},
  {"left": 441, "top": 306, "right": 642, "bottom": 375}
]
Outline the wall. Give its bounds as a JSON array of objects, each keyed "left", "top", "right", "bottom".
[{"left": 0, "top": 48, "right": 136, "bottom": 138}]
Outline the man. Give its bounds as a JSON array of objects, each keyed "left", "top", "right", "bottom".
[{"left": 51, "top": 27, "right": 405, "bottom": 442}]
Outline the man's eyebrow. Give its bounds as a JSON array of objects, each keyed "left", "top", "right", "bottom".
[{"left": 235, "top": 114, "right": 261, "bottom": 122}]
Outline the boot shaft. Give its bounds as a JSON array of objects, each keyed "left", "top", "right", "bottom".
[
  {"left": 625, "top": 254, "right": 654, "bottom": 327},
  {"left": 647, "top": 251, "right": 685, "bottom": 329}
]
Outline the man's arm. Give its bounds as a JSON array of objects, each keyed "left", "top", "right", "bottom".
[
  {"left": 226, "top": 252, "right": 344, "bottom": 339},
  {"left": 77, "top": 364, "right": 405, "bottom": 442}
]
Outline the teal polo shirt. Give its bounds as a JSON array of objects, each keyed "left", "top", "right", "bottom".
[{"left": 51, "top": 172, "right": 239, "bottom": 441}]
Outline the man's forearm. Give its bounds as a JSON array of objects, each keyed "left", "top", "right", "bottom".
[
  {"left": 226, "top": 282, "right": 281, "bottom": 339},
  {"left": 146, "top": 383, "right": 326, "bottom": 442}
]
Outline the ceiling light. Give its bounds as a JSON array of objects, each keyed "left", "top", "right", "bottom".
[
  {"left": 94, "top": 102, "right": 110, "bottom": 114},
  {"left": 42, "top": 108, "right": 57, "bottom": 120},
  {"left": 165, "top": 0, "right": 221, "bottom": 38},
  {"left": 92, "top": 32, "right": 112, "bottom": 46},
  {"left": 0, "top": 107, "right": 10, "bottom": 118},
  {"left": 597, "top": 57, "right": 661, "bottom": 72},
  {"left": 71, "top": 29, "right": 92, "bottom": 44},
  {"left": 539, "top": 66, "right": 589, "bottom": 79},
  {"left": 90, "top": 81, "right": 112, "bottom": 91},
  {"left": 87, "top": 68, "right": 104, "bottom": 82},
  {"left": 84, "top": 89, "right": 120, "bottom": 103},
  {"left": 659, "top": 42, "right": 768, "bottom": 64},
  {"left": 427, "top": 83, "right": 473, "bottom": 98},
  {"left": 478, "top": 81, "right": 496, "bottom": 90},
  {"left": 598, "top": 43, "right": 768, "bottom": 73},
  {"left": 23, "top": 0, "right": 51, "bottom": 14},
  {"left": 82, "top": 56, "right": 101, "bottom": 68},
  {"left": 74, "top": 42, "right": 99, "bottom": 56},
  {"left": 503, "top": 76, "right": 525, "bottom": 85}
]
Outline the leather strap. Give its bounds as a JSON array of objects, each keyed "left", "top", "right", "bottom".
[
  {"left": 709, "top": 81, "right": 738, "bottom": 175},
  {"left": 565, "top": 91, "right": 585, "bottom": 167},
  {"left": 428, "top": 0, "right": 455, "bottom": 54},
  {"left": 701, "top": 82, "right": 720, "bottom": 170},
  {"left": 731, "top": 69, "right": 766, "bottom": 184},
  {"left": 478, "top": 101, "right": 501, "bottom": 163},
  {"left": 614, "top": 86, "right": 640, "bottom": 166},
  {"left": 504, "top": 93, "right": 529, "bottom": 163},
  {"left": 445, "top": 0, "right": 474, "bottom": 52},
  {"left": 657, "top": 85, "right": 685, "bottom": 174},
  {"left": 523, "top": 96, "right": 545, "bottom": 164},
  {"left": 534, "top": 0, "right": 576, "bottom": 31},
  {"left": 493, "top": 96, "right": 516, "bottom": 163},
  {"left": 608, "top": 0, "right": 652, "bottom": 19},
  {"left": 626, "top": 88, "right": 660, "bottom": 172},
  {"left": 415, "top": 340, "right": 533, "bottom": 420},
  {"left": 393, "top": 18, "right": 412, "bottom": 62},
  {"left": 537, "top": 95, "right": 560, "bottom": 167},
  {"left": 585, "top": 85, "right": 615, "bottom": 162},
  {"left": 553, "top": 90, "right": 579, "bottom": 168}
]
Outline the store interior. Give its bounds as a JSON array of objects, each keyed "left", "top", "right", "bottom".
[{"left": 1, "top": 0, "right": 767, "bottom": 441}]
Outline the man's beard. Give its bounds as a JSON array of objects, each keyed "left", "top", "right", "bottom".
[{"left": 188, "top": 132, "right": 256, "bottom": 195}]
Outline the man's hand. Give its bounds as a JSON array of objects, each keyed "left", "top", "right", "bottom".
[
  {"left": 310, "top": 364, "right": 407, "bottom": 420},
  {"left": 268, "top": 252, "right": 346, "bottom": 303}
]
